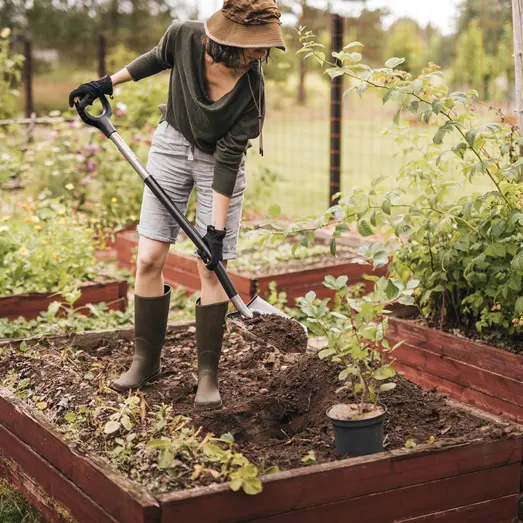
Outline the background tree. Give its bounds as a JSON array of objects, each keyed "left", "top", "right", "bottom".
[
  {"left": 453, "top": 19, "right": 486, "bottom": 91},
  {"left": 386, "top": 18, "right": 423, "bottom": 73}
]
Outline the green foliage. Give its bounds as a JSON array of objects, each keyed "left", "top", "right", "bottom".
[
  {"left": 146, "top": 418, "right": 263, "bottom": 495},
  {"left": 386, "top": 19, "right": 424, "bottom": 74},
  {"left": 0, "top": 300, "right": 133, "bottom": 339},
  {"left": 298, "top": 276, "right": 417, "bottom": 417},
  {"left": 261, "top": 30, "right": 523, "bottom": 344},
  {"left": 0, "top": 198, "right": 98, "bottom": 295},
  {"left": 0, "top": 28, "right": 24, "bottom": 120},
  {"left": 0, "top": 479, "right": 43, "bottom": 523},
  {"left": 453, "top": 20, "right": 486, "bottom": 90}
]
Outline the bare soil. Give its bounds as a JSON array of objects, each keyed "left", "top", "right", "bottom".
[
  {"left": 234, "top": 313, "right": 308, "bottom": 353},
  {"left": 0, "top": 327, "right": 515, "bottom": 494}
]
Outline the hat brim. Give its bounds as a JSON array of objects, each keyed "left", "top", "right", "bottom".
[{"left": 205, "top": 11, "right": 286, "bottom": 52}]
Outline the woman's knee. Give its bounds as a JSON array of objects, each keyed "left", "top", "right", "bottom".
[
  {"left": 136, "top": 236, "right": 169, "bottom": 276},
  {"left": 197, "top": 259, "right": 227, "bottom": 284}
]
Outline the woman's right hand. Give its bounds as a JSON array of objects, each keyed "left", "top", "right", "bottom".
[{"left": 68, "top": 75, "right": 113, "bottom": 109}]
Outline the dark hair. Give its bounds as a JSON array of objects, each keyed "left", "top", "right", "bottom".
[{"left": 203, "top": 37, "right": 270, "bottom": 70}]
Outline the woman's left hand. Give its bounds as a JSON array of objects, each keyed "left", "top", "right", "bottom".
[{"left": 199, "top": 225, "right": 226, "bottom": 270}]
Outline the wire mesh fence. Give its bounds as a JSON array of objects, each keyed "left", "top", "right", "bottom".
[{"left": 3, "top": 0, "right": 521, "bottom": 219}]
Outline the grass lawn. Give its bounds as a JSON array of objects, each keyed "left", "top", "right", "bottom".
[{"left": 0, "top": 480, "right": 43, "bottom": 523}]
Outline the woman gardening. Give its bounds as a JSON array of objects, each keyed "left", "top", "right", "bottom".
[{"left": 68, "top": 0, "right": 286, "bottom": 409}]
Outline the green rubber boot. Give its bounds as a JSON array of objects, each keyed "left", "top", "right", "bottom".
[
  {"left": 194, "top": 298, "right": 229, "bottom": 409},
  {"left": 111, "top": 285, "right": 171, "bottom": 391}
]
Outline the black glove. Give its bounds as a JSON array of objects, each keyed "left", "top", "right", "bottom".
[
  {"left": 68, "top": 75, "right": 113, "bottom": 110},
  {"left": 198, "top": 225, "right": 226, "bottom": 271}
]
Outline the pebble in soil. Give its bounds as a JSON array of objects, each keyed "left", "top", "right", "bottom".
[
  {"left": 236, "top": 312, "right": 308, "bottom": 353},
  {"left": 0, "top": 328, "right": 515, "bottom": 494}
]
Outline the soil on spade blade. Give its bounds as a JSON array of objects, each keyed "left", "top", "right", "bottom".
[
  {"left": 235, "top": 312, "right": 308, "bottom": 353},
  {"left": 0, "top": 327, "right": 515, "bottom": 494}
]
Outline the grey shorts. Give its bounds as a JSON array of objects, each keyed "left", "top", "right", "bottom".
[{"left": 137, "top": 120, "right": 247, "bottom": 260}]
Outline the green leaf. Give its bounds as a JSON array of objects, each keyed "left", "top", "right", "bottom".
[
  {"left": 432, "top": 99, "right": 446, "bottom": 114},
  {"left": 373, "top": 365, "right": 396, "bottom": 380},
  {"left": 382, "top": 200, "right": 392, "bottom": 215},
  {"left": 229, "top": 479, "right": 243, "bottom": 492},
  {"left": 515, "top": 297, "right": 523, "bottom": 316},
  {"left": 343, "top": 41, "right": 364, "bottom": 50},
  {"left": 512, "top": 251, "right": 523, "bottom": 272},
  {"left": 242, "top": 477, "right": 263, "bottom": 495},
  {"left": 64, "top": 412, "right": 76, "bottom": 423},
  {"left": 405, "top": 439, "right": 417, "bottom": 449},
  {"left": 486, "top": 244, "right": 506, "bottom": 258},
  {"left": 393, "top": 110, "right": 401, "bottom": 126},
  {"left": 380, "top": 382, "right": 397, "bottom": 392},
  {"left": 385, "top": 57, "right": 406, "bottom": 68},
  {"left": 330, "top": 238, "right": 337, "bottom": 256},
  {"left": 357, "top": 220, "right": 373, "bottom": 237},
  {"left": 221, "top": 432, "right": 235, "bottom": 443},
  {"left": 121, "top": 415, "right": 132, "bottom": 431},
  {"left": 104, "top": 420, "right": 121, "bottom": 435},
  {"left": 318, "top": 348, "right": 336, "bottom": 359},
  {"left": 382, "top": 88, "right": 395, "bottom": 105},
  {"left": 325, "top": 68, "right": 345, "bottom": 80},
  {"left": 452, "top": 142, "right": 468, "bottom": 159},
  {"left": 268, "top": 203, "right": 281, "bottom": 218}
]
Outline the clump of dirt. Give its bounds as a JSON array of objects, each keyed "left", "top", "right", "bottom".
[
  {"left": 0, "top": 327, "right": 515, "bottom": 494},
  {"left": 237, "top": 313, "right": 307, "bottom": 353}
]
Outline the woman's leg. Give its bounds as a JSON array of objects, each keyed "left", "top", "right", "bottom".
[
  {"left": 197, "top": 259, "right": 228, "bottom": 305},
  {"left": 135, "top": 235, "right": 170, "bottom": 297},
  {"left": 111, "top": 236, "right": 171, "bottom": 390}
]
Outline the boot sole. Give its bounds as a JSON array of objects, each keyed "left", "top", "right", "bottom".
[
  {"left": 194, "top": 399, "right": 223, "bottom": 410},
  {"left": 110, "top": 368, "right": 161, "bottom": 392}
]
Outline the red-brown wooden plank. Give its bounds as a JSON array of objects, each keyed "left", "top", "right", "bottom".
[
  {"left": 0, "top": 424, "right": 118, "bottom": 523},
  {"left": 247, "top": 463, "right": 520, "bottom": 523},
  {"left": 388, "top": 319, "right": 523, "bottom": 382},
  {"left": 395, "top": 494, "right": 518, "bottom": 522},
  {"left": 389, "top": 343, "right": 523, "bottom": 408},
  {"left": 0, "top": 389, "right": 160, "bottom": 523},
  {"left": 394, "top": 362, "right": 523, "bottom": 423},
  {"left": 159, "top": 437, "right": 521, "bottom": 523},
  {"left": 0, "top": 278, "right": 128, "bottom": 320}
]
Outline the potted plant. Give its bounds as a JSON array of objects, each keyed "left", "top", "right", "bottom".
[{"left": 297, "top": 275, "right": 417, "bottom": 456}]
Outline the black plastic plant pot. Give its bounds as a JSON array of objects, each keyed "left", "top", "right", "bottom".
[{"left": 327, "top": 403, "right": 387, "bottom": 458}]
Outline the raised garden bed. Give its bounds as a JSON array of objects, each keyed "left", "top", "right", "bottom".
[
  {"left": 0, "top": 276, "right": 128, "bottom": 321},
  {"left": 115, "top": 229, "right": 386, "bottom": 305},
  {"left": 0, "top": 322, "right": 521, "bottom": 522},
  {"left": 386, "top": 318, "right": 523, "bottom": 426}
]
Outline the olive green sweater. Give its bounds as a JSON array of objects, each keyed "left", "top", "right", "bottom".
[{"left": 126, "top": 20, "right": 265, "bottom": 198}]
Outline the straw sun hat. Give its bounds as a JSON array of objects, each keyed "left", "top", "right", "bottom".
[{"left": 204, "top": 0, "right": 286, "bottom": 51}]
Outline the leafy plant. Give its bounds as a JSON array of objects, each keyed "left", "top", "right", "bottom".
[
  {"left": 298, "top": 276, "right": 417, "bottom": 417},
  {"left": 0, "top": 198, "right": 99, "bottom": 295},
  {"left": 0, "top": 28, "right": 24, "bottom": 120},
  {"left": 252, "top": 29, "right": 523, "bottom": 343},
  {"left": 0, "top": 299, "right": 133, "bottom": 339},
  {"left": 146, "top": 421, "right": 263, "bottom": 495}
]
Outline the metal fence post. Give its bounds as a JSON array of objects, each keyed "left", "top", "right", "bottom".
[
  {"left": 23, "top": 37, "right": 33, "bottom": 118},
  {"left": 98, "top": 34, "right": 107, "bottom": 78},
  {"left": 329, "top": 13, "right": 344, "bottom": 205}
]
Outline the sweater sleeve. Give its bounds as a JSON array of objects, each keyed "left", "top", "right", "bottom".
[
  {"left": 213, "top": 82, "right": 265, "bottom": 198},
  {"left": 126, "top": 21, "right": 182, "bottom": 81}
]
